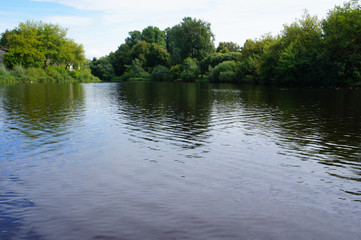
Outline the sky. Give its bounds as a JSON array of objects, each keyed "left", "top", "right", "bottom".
[{"left": 0, "top": 0, "right": 345, "bottom": 59}]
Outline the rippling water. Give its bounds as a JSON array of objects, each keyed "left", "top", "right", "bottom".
[{"left": 0, "top": 82, "right": 360, "bottom": 239}]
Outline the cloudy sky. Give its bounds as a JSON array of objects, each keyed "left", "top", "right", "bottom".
[{"left": 0, "top": 0, "right": 344, "bottom": 58}]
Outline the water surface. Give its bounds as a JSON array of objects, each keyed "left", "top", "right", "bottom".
[{"left": 0, "top": 82, "right": 360, "bottom": 239}]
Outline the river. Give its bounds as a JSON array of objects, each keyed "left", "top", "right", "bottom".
[{"left": 0, "top": 82, "right": 360, "bottom": 239}]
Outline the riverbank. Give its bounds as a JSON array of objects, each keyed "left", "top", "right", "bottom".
[{"left": 0, "top": 64, "right": 100, "bottom": 83}]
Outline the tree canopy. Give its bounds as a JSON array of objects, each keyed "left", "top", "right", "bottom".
[
  {"left": 216, "top": 42, "right": 241, "bottom": 53},
  {"left": 2, "top": 21, "right": 85, "bottom": 69},
  {"left": 322, "top": 0, "right": 361, "bottom": 85},
  {"left": 166, "top": 17, "right": 215, "bottom": 64}
]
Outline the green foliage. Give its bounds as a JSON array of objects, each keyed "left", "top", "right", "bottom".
[
  {"left": 125, "top": 30, "right": 142, "bottom": 48},
  {"left": 89, "top": 57, "right": 115, "bottom": 81},
  {"left": 26, "top": 67, "right": 50, "bottom": 82},
  {"left": 238, "top": 35, "right": 277, "bottom": 83},
  {"left": 151, "top": 65, "right": 170, "bottom": 81},
  {"left": 122, "top": 59, "right": 151, "bottom": 80},
  {"left": 0, "top": 29, "right": 14, "bottom": 47},
  {"left": 0, "top": 64, "right": 7, "bottom": 75},
  {"left": 166, "top": 17, "right": 215, "bottom": 64},
  {"left": 141, "top": 26, "right": 166, "bottom": 48},
  {"left": 180, "top": 58, "right": 200, "bottom": 81},
  {"left": 169, "top": 64, "right": 182, "bottom": 80},
  {"left": 322, "top": 0, "right": 361, "bottom": 85},
  {"left": 217, "top": 42, "right": 241, "bottom": 53},
  {"left": 0, "top": 64, "right": 99, "bottom": 83},
  {"left": 13, "top": 65, "right": 26, "bottom": 78},
  {"left": 128, "top": 41, "right": 170, "bottom": 72},
  {"left": 0, "top": 64, "right": 8, "bottom": 82},
  {"left": 109, "top": 44, "right": 131, "bottom": 76},
  {"left": 209, "top": 61, "right": 239, "bottom": 82},
  {"left": 3, "top": 21, "right": 85, "bottom": 69},
  {"left": 259, "top": 13, "right": 326, "bottom": 86},
  {"left": 200, "top": 52, "right": 242, "bottom": 74}
]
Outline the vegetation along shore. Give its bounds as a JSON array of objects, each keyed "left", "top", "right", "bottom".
[{"left": 1, "top": 0, "right": 360, "bottom": 86}]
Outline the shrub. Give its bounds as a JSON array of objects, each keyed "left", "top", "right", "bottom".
[
  {"left": 209, "top": 60, "right": 239, "bottom": 82},
  {"left": 180, "top": 58, "right": 200, "bottom": 81},
  {"left": 169, "top": 64, "right": 182, "bottom": 80},
  {"left": 151, "top": 65, "right": 170, "bottom": 81},
  {"left": 200, "top": 52, "right": 242, "bottom": 74},
  {"left": 0, "top": 64, "right": 8, "bottom": 77},
  {"left": 26, "top": 67, "right": 51, "bottom": 82},
  {"left": 13, "top": 65, "right": 26, "bottom": 77}
]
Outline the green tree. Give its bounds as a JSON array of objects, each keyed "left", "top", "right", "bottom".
[
  {"left": 260, "top": 13, "right": 325, "bottom": 86},
  {"left": 59, "top": 39, "right": 86, "bottom": 69},
  {"left": 200, "top": 52, "right": 242, "bottom": 74},
  {"left": 109, "top": 43, "right": 131, "bottom": 76},
  {"left": 151, "top": 65, "right": 170, "bottom": 81},
  {"left": 0, "top": 29, "right": 14, "bottom": 47},
  {"left": 180, "top": 57, "right": 200, "bottom": 81},
  {"left": 128, "top": 41, "right": 170, "bottom": 72},
  {"left": 4, "top": 21, "right": 85, "bottom": 69},
  {"left": 125, "top": 30, "right": 142, "bottom": 48},
  {"left": 166, "top": 17, "right": 215, "bottom": 64},
  {"left": 239, "top": 35, "right": 276, "bottom": 83},
  {"left": 209, "top": 61, "right": 239, "bottom": 82},
  {"left": 123, "top": 58, "right": 150, "bottom": 80},
  {"left": 4, "top": 21, "right": 45, "bottom": 68},
  {"left": 89, "top": 57, "right": 115, "bottom": 81},
  {"left": 141, "top": 26, "right": 166, "bottom": 48},
  {"left": 216, "top": 42, "right": 241, "bottom": 53},
  {"left": 322, "top": 0, "right": 361, "bottom": 85}
]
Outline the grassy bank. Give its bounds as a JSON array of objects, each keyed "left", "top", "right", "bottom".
[{"left": 0, "top": 64, "right": 100, "bottom": 83}]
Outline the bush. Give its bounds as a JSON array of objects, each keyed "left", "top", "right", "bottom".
[
  {"left": 200, "top": 52, "right": 242, "bottom": 74},
  {"left": 13, "top": 65, "right": 26, "bottom": 77},
  {"left": 151, "top": 65, "right": 170, "bottom": 81},
  {"left": 70, "top": 68, "right": 100, "bottom": 82},
  {"left": 180, "top": 58, "right": 200, "bottom": 81},
  {"left": 169, "top": 64, "right": 182, "bottom": 80},
  {"left": 26, "top": 67, "right": 51, "bottom": 82},
  {"left": 89, "top": 57, "right": 115, "bottom": 81},
  {"left": 0, "top": 63, "right": 99, "bottom": 83},
  {"left": 0, "top": 64, "right": 8, "bottom": 77},
  {"left": 209, "top": 61, "right": 239, "bottom": 82}
]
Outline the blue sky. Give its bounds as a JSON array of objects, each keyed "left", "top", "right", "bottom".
[{"left": 0, "top": 0, "right": 344, "bottom": 59}]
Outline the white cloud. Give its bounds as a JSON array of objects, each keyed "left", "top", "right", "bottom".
[{"left": 44, "top": 16, "right": 94, "bottom": 27}]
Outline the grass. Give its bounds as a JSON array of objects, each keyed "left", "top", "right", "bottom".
[{"left": 0, "top": 64, "right": 101, "bottom": 83}]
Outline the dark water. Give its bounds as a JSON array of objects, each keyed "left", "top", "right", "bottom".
[{"left": 0, "top": 82, "right": 360, "bottom": 240}]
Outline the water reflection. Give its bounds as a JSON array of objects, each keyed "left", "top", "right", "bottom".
[
  {"left": 0, "top": 83, "right": 85, "bottom": 158},
  {"left": 113, "top": 82, "right": 361, "bottom": 184},
  {"left": 240, "top": 87, "right": 361, "bottom": 180},
  {"left": 116, "top": 82, "right": 213, "bottom": 150}
]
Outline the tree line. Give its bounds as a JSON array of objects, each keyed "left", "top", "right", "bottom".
[{"left": 90, "top": 0, "right": 361, "bottom": 87}]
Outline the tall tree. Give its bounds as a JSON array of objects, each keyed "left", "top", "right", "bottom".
[
  {"left": 3, "top": 21, "right": 85, "bottom": 68},
  {"left": 141, "top": 26, "right": 166, "bottom": 48},
  {"left": 166, "top": 17, "right": 215, "bottom": 64},
  {"left": 128, "top": 41, "right": 170, "bottom": 72},
  {"left": 216, "top": 42, "right": 241, "bottom": 53},
  {"left": 109, "top": 43, "right": 131, "bottom": 76},
  {"left": 0, "top": 29, "right": 14, "bottom": 47},
  {"left": 322, "top": 0, "right": 361, "bottom": 85},
  {"left": 125, "top": 30, "right": 142, "bottom": 48},
  {"left": 260, "top": 13, "right": 325, "bottom": 85}
]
